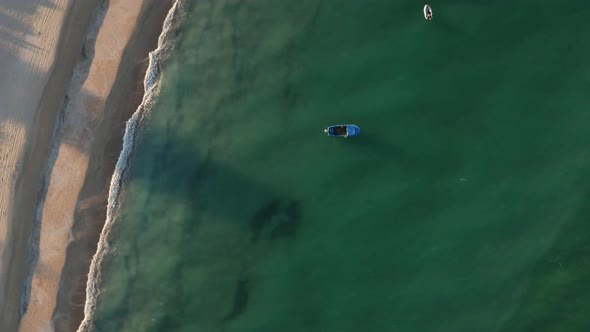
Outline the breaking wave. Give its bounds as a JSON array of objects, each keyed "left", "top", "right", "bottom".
[{"left": 76, "top": 1, "right": 184, "bottom": 331}]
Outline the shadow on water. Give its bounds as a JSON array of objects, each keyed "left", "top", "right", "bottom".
[
  {"left": 128, "top": 123, "right": 304, "bottom": 240},
  {"left": 342, "top": 129, "right": 469, "bottom": 228},
  {"left": 346, "top": 132, "right": 409, "bottom": 158},
  {"left": 222, "top": 276, "right": 250, "bottom": 322},
  {"left": 344, "top": 131, "right": 439, "bottom": 177},
  {"left": 92, "top": 125, "right": 304, "bottom": 332}
]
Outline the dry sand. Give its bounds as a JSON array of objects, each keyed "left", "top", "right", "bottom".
[
  {"left": 0, "top": 1, "right": 100, "bottom": 330},
  {"left": 0, "top": 0, "right": 172, "bottom": 331}
]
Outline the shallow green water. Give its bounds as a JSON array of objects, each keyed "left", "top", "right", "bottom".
[{"left": 92, "top": 1, "right": 590, "bottom": 331}]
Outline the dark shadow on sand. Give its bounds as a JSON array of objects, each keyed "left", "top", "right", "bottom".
[
  {"left": 0, "top": 1, "right": 99, "bottom": 329},
  {"left": 18, "top": 0, "right": 108, "bottom": 325}
]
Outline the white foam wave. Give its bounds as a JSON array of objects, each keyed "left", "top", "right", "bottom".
[{"left": 76, "top": 2, "right": 183, "bottom": 331}]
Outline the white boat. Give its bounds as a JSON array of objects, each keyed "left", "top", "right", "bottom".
[{"left": 423, "top": 4, "right": 433, "bottom": 20}]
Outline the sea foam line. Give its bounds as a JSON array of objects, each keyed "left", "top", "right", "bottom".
[{"left": 76, "top": 1, "right": 183, "bottom": 331}]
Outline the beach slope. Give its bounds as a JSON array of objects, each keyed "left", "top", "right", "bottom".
[
  {"left": 17, "top": 1, "right": 173, "bottom": 331},
  {"left": 0, "top": 1, "right": 100, "bottom": 330}
]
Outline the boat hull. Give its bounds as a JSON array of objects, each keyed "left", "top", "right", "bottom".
[{"left": 325, "top": 124, "right": 361, "bottom": 137}]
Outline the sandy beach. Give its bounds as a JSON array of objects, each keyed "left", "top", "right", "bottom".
[
  {"left": 0, "top": 1, "right": 100, "bottom": 330},
  {"left": 0, "top": 0, "right": 172, "bottom": 331}
]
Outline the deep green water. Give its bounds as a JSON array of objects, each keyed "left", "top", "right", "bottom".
[{"left": 92, "top": 1, "right": 590, "bottom": 331}]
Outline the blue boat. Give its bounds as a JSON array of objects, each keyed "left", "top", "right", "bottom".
[{"left": 324, "top": 124, "right": 361, "bottom": 138}]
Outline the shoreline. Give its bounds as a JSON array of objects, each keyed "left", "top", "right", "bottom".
[
  {"left": 16, "top": 1, "right": 176, "bottom": 331},
  {"left": 77, "top": 2, "right": 184, "bottom": 329},
  {"left": 68, "top": 3, "right": 182, "bottom": 331}
]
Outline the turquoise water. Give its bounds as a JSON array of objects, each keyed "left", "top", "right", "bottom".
[{"left": 91, "top": 1, "right": 590, "bottom": 331}]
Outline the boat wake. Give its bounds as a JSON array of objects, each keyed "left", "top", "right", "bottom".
[{"left": 76, "top": 1, "right": 184, "bottom": 331}]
